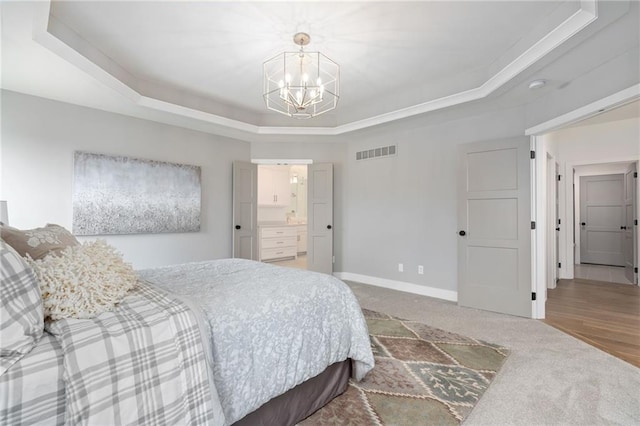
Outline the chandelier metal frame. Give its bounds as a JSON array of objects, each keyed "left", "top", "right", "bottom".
[{"left": 263, "top": 32, "right": 340, "bottom": 119}]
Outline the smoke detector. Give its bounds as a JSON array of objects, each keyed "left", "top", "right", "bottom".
[{"left": 528, "top": 79, "right": 547, "bottom": 90}]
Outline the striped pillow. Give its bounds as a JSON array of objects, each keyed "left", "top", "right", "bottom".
[{"left": 0, "top": 241, "right": 44, "bottom": 375}]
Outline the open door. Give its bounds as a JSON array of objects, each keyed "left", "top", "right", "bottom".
[
  {"left": 545, "top": 154, "right": 558, "bottom": 290},
  {"left": 307, "top": 163, "right": 333, "bottom": 274},
  {"left": 623, "top": 163, "right": 637, "bottom": 283},
  {"left": 457, "top": 137, "right": 532, "bottom": 318},
  {"left": 555, "top": 162, "right": 561, "bottom": 284},
  {"left": 232, "top": 161, "right": 258, "bottom": 260}
]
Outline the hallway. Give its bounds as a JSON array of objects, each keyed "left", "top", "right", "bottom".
[{"left": 544, "top": 276, "right": 640, "bottom": 368}]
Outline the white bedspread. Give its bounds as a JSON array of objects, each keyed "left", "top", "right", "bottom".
[{"left": 139, "top": 259, "right": 374, "bottom": 424}]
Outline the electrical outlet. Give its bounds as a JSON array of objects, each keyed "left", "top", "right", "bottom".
[
  {"left": 418, "top": 265, "right": 424, "bottom": 275},
  {"left": 398, "top": 263, "right": 404, "bottom": 272}
]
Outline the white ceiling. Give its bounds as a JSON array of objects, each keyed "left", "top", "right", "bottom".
[
  {"left": 1, "top": 0, "right": 637, "bottom": 138},
  {"left": 48, "top": 0, "right": 566, "bottom": 119}
]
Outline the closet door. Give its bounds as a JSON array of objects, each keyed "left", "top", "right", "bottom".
[
  {"left": 580, "top": 174, "right": 624, "bottom": 266},
  {"left": 623, "top": 163, "right": 637, "bottom": 283}
]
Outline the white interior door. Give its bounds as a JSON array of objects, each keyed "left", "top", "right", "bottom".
[
  {"left": 232, "top": 161, "right": 258, "bottom": 260},
  {"left": 307, "top": 163, "right": 333, "bottom": 274},
  {"left": 546, "top": 154, "right": 557, "bottom": 289},
  {"left": 457, "top": 138, "right": 532, "bottom": 318},
  {"left": 623, "top": 163, "right": 637, "bottom": 283},
  {"left": 579, "top": 174, "right": 624, "bottom": 266},
  {"left": 555, "top": 162, "right": 561, "bottom": 284}
]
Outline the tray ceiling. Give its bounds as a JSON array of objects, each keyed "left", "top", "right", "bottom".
[{"left": 2, "top": 1, "right": 619, "bottom": 136}]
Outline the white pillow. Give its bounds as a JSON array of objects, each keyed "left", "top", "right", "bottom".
[
  {"left": 0, "top": 241, "right": 44, "bottom": 375},
  {"left": 26, "top": 240, "right": 137, "bottom": 320}
]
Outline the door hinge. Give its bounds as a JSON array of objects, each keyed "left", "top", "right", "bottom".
[
  {"left": 635, "top": 267, "right": 639, "bottom": 273},
  {"left": 634, "top": 172, "right": 637, "bottom": 178},
  {"left": 530, "top": 150, "right": 536, "bottom": 159},
  {"left": 531, "top": 221, "right": 536, "bottom": 230},
  {"left": 531, "top": 292, "right": 537, "bottom": 301},
  {"left": 558, "top": 262, "right": 562, "bottom": 268},
  {"left": 635, "top": 219, "right": 638, "bottom": 226},
  {"left": 557, "top": 174, "right": 561, "bottom": 181}
]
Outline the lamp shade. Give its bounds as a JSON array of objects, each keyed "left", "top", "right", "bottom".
[{"left": 0, "top": 201, "right": 8, "bottom": 225}]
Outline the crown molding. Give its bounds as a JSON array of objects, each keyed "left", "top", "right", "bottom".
[
  {"left": 33, "top": 0, "right": 598, "bottom": 137},
  {"left": 525, "top": 83, "right": 640, "bottom": 136}
]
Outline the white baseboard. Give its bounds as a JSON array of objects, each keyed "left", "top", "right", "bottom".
[{"left": 334, "top": 272, "right": 458, "bottom": 302}]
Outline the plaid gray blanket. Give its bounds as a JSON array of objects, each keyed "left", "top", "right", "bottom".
[
  {"left": 0, "top": 333, "right": 65, "bottom": 425},
  {"left": 43, "top": 280, "right": 225, "bottom": 425}
]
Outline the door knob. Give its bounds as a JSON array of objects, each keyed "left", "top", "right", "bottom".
[
  {"left": 327, "top": 225, "right": 332, "bottom": 230},
  {"left": 459, "top": 230, "right": 466, "bottom": 236},
  {"left": 556, "top": 227, "right": 560, "bottom": 231},
  {"left": 581, "top": 222, "right": 586, "bottom": 226},
  {"left": 621, "top": 226, "right": 627, "bottom": 230},
  {"left": 235, "top": 225, "right": 241, "bottom": 230}
]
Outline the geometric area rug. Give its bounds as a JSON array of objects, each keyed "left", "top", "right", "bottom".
[{"left": 301, "top": 309, "right": 510, "bottom": 425}]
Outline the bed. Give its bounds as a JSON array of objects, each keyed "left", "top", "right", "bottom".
[{"left": 1, "top": 237, "right": 374, "bottom": 426}]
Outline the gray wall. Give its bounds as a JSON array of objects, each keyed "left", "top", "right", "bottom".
[
  {"left": 339, "top": 105, "right": 528, "bottom": 292},
  {"left": 1, "top": 90, "right": 250, "bottom": 268}
]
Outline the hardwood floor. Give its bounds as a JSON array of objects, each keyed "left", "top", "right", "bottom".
[{"left": 544, "top": 278, "right": 640, "bottom": 368}]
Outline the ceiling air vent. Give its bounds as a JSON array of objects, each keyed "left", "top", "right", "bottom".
[{"left": 356, "top": 145, "right": 397, "bottom": 161}]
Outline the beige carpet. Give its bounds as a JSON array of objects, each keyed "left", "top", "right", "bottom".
[{"left": 346, "top": 281, "right": 640, "bottom": 425}]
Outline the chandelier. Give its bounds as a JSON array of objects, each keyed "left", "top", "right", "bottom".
[{"left": 263, "top": 32, "right": 339, "bottom": 119}]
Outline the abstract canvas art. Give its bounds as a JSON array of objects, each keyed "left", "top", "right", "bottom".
[{"left": 73, "top": 152, "right": 201, "bottom": 235}]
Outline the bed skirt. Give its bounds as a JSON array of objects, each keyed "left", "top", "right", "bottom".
[{"left": 234, "top": 359, "right": 351, "bottom": 426}]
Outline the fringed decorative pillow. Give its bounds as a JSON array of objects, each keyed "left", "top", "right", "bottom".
[{"left": 25, "top": 240, "right": 137, "bottom": 320}]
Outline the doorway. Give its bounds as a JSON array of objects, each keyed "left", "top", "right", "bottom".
[
  {"left": 527, "top": 91, "right": 639, "bottom": 319},
  {"left": 544, "top": 158, "right": 638, "bottom": 363},
  {"left": 257, "top": 164, "right": 309, "bottom": 270},
  {"left": 573, "top": 163, "right": 636, "bottom": 284},
  {"left": 546, "top": 154, "right": 560, "bottom": 291},
  {"left": 232, "top": 161, "right": 335, "bottom": 274}
]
